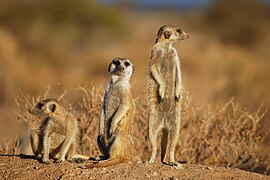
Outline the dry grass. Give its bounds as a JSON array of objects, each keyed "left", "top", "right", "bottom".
[
  {"left": 3, "top": 85, "right": 268, "bottom": 175},
  {"left": 178, "top": 97, "right": 270, "bottom": 174},
  {"left": 75, "top": 84, "right": 103, "bottom": 156}
]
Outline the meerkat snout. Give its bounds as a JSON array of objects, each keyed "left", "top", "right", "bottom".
[
  {"left": 118, "top": 66, "right": 125, "bottom": 72},
  {"left": 179, "top": 31, "right": 189, "bottom": 40},
  {"left": 108, "top": 57, "right": 134, "bottom": 76}
]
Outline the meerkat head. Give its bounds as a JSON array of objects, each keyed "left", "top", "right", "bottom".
[
  {"left": 29, "top": 99, "right": 64, "bottom": 117},
  {"left": 108, "top": 57, "right": 134, "bottom": 78},
  {"left": 155, "top": 25, "right": 189, "bottom": 44}
]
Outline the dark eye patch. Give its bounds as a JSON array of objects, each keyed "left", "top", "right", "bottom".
[
  {"left": 176, "top": 28, "right": 182, "bottom": 34},
  {"left": 124, "top": 61, "right": 130, "bottom": 66},
  {"left": 37, "top": 102, "right": 43, "bottom": 109},
  {"left": 113, "top": 60, "right": 120, "bottom": 66}
]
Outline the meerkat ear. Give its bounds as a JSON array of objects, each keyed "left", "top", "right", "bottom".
[
  {"left": 108, "top": 62, "right": 112, "bottom": 72},
  {"left": 49, "top": 104, "right": 56, "bottom": 113},
  {"left": 155, "top": 28, "right": 163, "bottom": 43},
  {"left": 164, "top": 30, "right": 171, "bottom": 39}
]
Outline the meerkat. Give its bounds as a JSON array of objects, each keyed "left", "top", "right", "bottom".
[
  {"left": 83, "top": 57, "right": 138, "bottom": 168},
  {"left": 147, "top": 25, "right": 189, "bottom": 167},
  {"left": 29, "top": 99, "right": 89, "bottom": 164}
]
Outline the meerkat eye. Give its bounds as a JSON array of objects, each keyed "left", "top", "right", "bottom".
[
  {"left": 113, "top": 60, "right": 120, "bottom": 66},
  {"left": 37, "top": 102, "right": 43, "bottom": 109},
  {"left": 124, "top": 61, "right": 130, "bottom": 66},
  {"left": 176, "top": 29, "right": 182, "bottom": 34}
]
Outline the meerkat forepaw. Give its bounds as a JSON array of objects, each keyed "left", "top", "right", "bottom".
[
  {"left": 175, "top": 88, "right": 182, "bottom": 101},
  {"left": 98, "top": 132, "right": 105, "bottom": 137},
  {"left": 109, "top": 129, "right": 114, "bottom": 137},
  {"left": 109, "top": 127, "right": 117, "bottom": 138},
  {"left": 97, "top": 134, "right": 105, "bottom": 143},
  {"left": 175, "top": 94, "right": 181, "bottom": 101},
  {"left": 158, "top": 85, "right": 166, "bottom": 100}
]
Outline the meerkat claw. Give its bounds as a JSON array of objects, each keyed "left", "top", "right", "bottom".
[{"left": 42, "top": 160, "right": 50, "bottom": 164}]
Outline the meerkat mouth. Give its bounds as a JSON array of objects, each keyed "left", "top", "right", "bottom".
[
  {"left": 113, "top": 69, "right": 126, "bottom": 76},
  {"left": 182, "top": 34, "right": 189, "bottom": 40},
  {"left": 113, "top": 72, "right": 124, "bottom": 76}
]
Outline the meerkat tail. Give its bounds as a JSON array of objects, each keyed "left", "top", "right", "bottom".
[
  {"left": 72, "top": 154, "right": 91, "bottom": 160},
  {"left": 83, "top": 158, "right": 125, "bottom": 168}
]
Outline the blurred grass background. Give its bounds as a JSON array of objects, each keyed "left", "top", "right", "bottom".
[{"left": 0, "top": 0, "right": 270, "bottom": 151}]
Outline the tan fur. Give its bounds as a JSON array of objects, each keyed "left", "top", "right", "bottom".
[
  {"left": 29, "top": 99, "right": 89, "bottom": 164},
  {"left": 147, "top": 25, "right": 189, "bottom": 166},
  {"left": 84, "top": 158, "right": 125, "bottom": 168},
  {"left": 84, "top": 57, "right": 138, "bottom": 168}
]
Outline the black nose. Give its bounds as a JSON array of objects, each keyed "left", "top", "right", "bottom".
[{"left": 119, "top": 67, "right": 125, "bottom": 71}]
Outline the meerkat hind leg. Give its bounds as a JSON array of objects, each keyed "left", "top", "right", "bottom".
[
  {"left": 30, "top": 130, "right": 41, "bottom": 158},
  {"left": 148, "top": 113, "right": 163, "bottom": 163},
  {"left": 56, "top": 138, "right": 73, "bottom": 163},
  {"left": 168, "top": 122, "right": 182, "bottom": 169},
  {"left": 42, "top": 135, "right": 51, "bottom": 164},
  {"left": 66, "top": 143, "right": 78, "bottom": 162}
]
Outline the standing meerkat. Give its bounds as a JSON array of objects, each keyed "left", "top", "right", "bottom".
[
  {"left": 83, "top": 57, "right": 138, "bottom": 168},
  {"left": 147, "top": 25, "right": 189, "bottom": 166},
  {"left": 29, "top": 99, "right": 89, "bottom": 164}
]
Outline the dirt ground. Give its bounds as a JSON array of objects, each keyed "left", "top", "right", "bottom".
[{"left": 0, "top": 156, "right": 268, "bottom": 180}]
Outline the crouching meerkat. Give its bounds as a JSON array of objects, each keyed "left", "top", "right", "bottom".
[
  {"left": 29, "top": 99, "right": 89, "bottom": 164},
  {"left": 83, "top": 57, "right": 139, "bottom": 168},
  {"left": 147, "top": 25, "right": 189, "bottom": 166}
]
